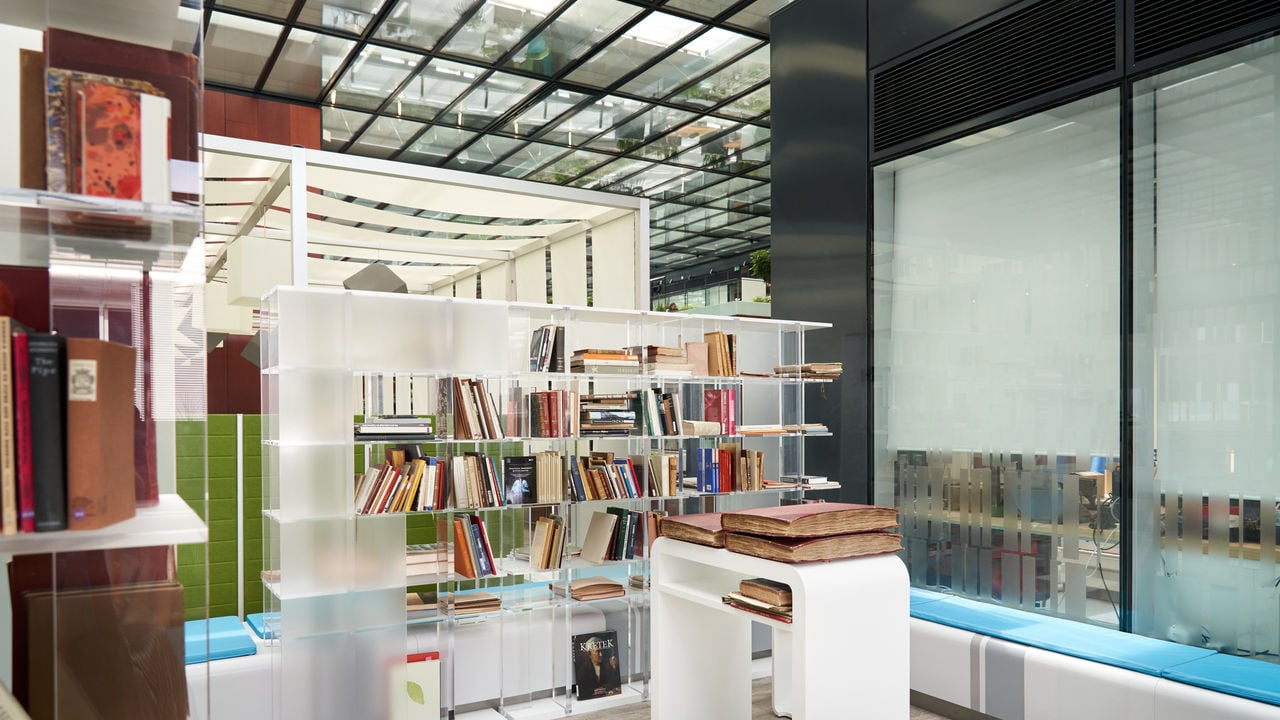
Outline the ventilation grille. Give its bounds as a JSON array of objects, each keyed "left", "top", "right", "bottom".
[
  {"left": 1134, "top": 0, "right": 1280, "bottom": 62},
  {"left": 872, "top": 0, "right": 1117, "bottom": 154}
]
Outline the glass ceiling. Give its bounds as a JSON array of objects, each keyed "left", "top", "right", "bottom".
[{"left": 203, "top": 0, "right": 787, "bottom": 277}]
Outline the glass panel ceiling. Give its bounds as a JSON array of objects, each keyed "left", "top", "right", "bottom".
[{"left": 203, "top": 0, "right": 794, "bottom": 277}]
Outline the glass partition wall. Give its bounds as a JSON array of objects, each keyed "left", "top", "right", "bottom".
[
  {"left": 874, "top": 36, "right": 1280, "bottom": 661},
  {"left": 872, "top": 90, "right": 1123, "bottom": 625},
  {"left": 1132, "top": 38, "right": 1279, "bottom": 659}
]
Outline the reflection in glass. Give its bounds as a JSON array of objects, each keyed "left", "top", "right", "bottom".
[
  {"left": 671, "top": 46, "right": 769, "bottom": 108},
  {"left": 504, "top": 90, "right": 590, "bottom": 137},
  {"left": 375, "top": 0, "right": 472, "bottom": 50},
  {"left": 299, "top": 0, "right": 386, "bottom": 34},
  {"left": 718, "top": 85, "right": 770, "bottom": 119},
  {"left": 205, "top": 12, "right": 283, "bottom": 88},
  {"left": 583, "top": 106, "right": 696, "bottom": 153},
  {"left": 391, "top": 58, "right": 480, "bottom": 121},
  {"left": 541, "top": 95, "right": 644, "bottom": 146},
  {"left": 525, "top": 149, "right": 610, "bottom": 183},
  {"left": 572, "top": 158, "right": 653, "bottom": 193},
  {"left": 491, "top": 142, "right": 568, "bottom": 177},
  {"left": 442, "top": 0, "right": 560, "bottom": 63},
  {"left": 665, "top": 0, "right": 741, "bottom": 18},
  {"left": 263, "top": 29, "right": 356, "bottom": 98},
  {"left": 566, "top": 12, "right": 700, "bottom": 88},
  {"left": 216, "top": 0, "right": 294, "bottom": 19},
  {"left": 872, "top": 90, "right": 1120, "bottom": 622},
  {"left": 329, "top": 45, "right": 421, "bottom": 109},
  {"left": 1132, "top": 38, "right": 1280, "bottom": 661},
  {"left": 398, "top": 125, "right": 478, "bottom": 165},
  {"left": 448, "top": 71, "right": 541, "bottom": 129},
  {"left": 322, "top": 107, "right": 375, "bottom": 151},
  {"left": 620, "top": 28, "right": 760, "bottom": 99},
  {"left": 511, "top": 0, "right": 640, "bottom": 76},
  {"left": 350, "top": 116, "right": 425, "bottom": 158},
  {"left": 445, "top": 135, "right": 525, "bottom": 171}
]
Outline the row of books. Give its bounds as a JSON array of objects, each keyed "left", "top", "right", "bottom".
[
  {"left": 529, "top": 514, "right": 566, "bottom": 569},
  {"left": 692, "top": 445, "right": 766, "bottom": 494},
  {"left": 507, "top": 388, "right": 578, "bottom": 438},
  {"left": 528, "top": 324, "right": 565, "bottom": 372},
  {"left": 451, "top": 377, "right": 504, "bottom": 440},
  {"left": 529, "top": 335, "right": 741, "bottom": 378},
  {"left": 452, "top": 514, "right": 497, "bottom": 579},
  {"left": 581, "top": 508, "right": 666, "bottom": 563},
  {"left": 0, "top": 324, "right": 141, "bottom": 535},
  {"left": 355, "top": 450, "right": 448, "bottom": 514}
]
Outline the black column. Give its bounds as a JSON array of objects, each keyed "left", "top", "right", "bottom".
[{"left": 771, "top": 0, "right": 870, "bottom": 501}]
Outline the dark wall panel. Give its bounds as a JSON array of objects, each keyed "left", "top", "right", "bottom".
[
  {"left": 772, "top": 0, "right": 870, "bottom": 501},
  {"left": 204, "top": 89, "right": 321, "bottom": 149},
  {"left": 208, "top": 334, "right": 262, "bottom": 415},
  {"left": 869, "top": 0, "right": 1022, "bottom": 67}
]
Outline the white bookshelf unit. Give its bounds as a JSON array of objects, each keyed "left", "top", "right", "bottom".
[{"left": 259, "top": 286, "right": 834, "bottom": 719}]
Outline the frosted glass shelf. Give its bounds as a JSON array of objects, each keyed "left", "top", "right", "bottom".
[{"left": 0, "top": 494, "right": 206, "bottom": 554}]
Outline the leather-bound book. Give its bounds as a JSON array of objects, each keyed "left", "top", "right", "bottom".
[
  {"left": 657, "top": 512, "right": 725, "bottom": 548},
  {"left": 721, "top": 502, "right": 899, "bottom": 538},
  {"left": 26, "top": 581, "right": 187, "bottom": 720},
  {"left": 19, "top": 49, "right": 45, "bottom": 190},
  {"left": 44, "top": 28, "right": 199, "bottom": 199},
  {"left": 65, "top": 338, "right": 137, "bottom": 530},
  {"left": 725, "top": 531, "right": 903, "bottom": 563},
  {"left": 27, "top": 333, "right": 67, "bottom": 532}
]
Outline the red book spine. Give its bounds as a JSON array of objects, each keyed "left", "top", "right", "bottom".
[{"left": 12, "top": 333, "right": 34, "bottom": 533}]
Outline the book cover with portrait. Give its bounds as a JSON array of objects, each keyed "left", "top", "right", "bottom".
[{"left": 572, "top": 630, "right": 621, "bottom": 701}]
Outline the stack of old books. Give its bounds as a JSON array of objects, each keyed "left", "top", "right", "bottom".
[
  {"left": 550, "top": 576, "right": 625, "bottom": 601},
  {"left": 445, "top": 591, "right": 502, "bottom": 616},
  {"left": 657, "top": 512, "right": 725, "bottom": 547},
  {"left": 721, "top": 503, "right": 900, "bottom": 562},
  {"left": 772, "top": 362, "right": 843, "bottom": 380},
  {"left": 627, "top": 345, "right": 694, "bottom": 376},
  {"left": 570, "top": 348, "right": 639, "bottom": 374},
  {"left": 722, "top": 578, "right": 793, "bottom": 623}
]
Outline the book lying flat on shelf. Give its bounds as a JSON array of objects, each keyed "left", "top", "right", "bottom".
[
  {"left": 721, "top": 591, "right": 793, "bottom": 623},
  {"left": 445, "top": 592, "right": 501, "bottom": 615},
  {"left": 724, "top": 531, "right": 903, "bottom": 563},
  {"left": 551, "top": 576, "right": 625, "bottom": 602},
  {"left": 721, "top": 502, "right": 899, "bottom": 537},
  {"left": 740, "top": 577, "right": 792, "bottom": 607},
  {"left": 773, "top": 363, "right": 843, "bottom": 379},
  {"left": 658, "top": 512, "right": 725, "bottom": 548}
]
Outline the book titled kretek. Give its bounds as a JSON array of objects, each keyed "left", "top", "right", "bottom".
[{"left": 572, "top": 630, "right": 621, "bottom": 701}]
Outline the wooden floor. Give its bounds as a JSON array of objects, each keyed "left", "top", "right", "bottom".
[{"left": 570, "top": 679, "right": 950, "bottom": 720}]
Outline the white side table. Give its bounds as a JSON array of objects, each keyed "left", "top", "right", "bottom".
[{"left": 650, "top": 537, "right": 909, "bottom": 719}]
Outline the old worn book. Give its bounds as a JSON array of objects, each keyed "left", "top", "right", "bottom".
[
  {"left": 739, "top": 577, "right": 792, "bottom": 607},
  {"left": 721, "top": 502, "right": 898, "bottom": 537},
  {"left": 26, "top": 581, "right": 187, "bottom": 720},
  {"left": 685, "top": 341, "right": 709, "bottom": 376},
  {"left": 19, "top": 49, "right": 45, "bottom": 190},
  {"left": 551, "top": 576, "right": 624, "bottom": 601},
  {"left": 722, "top": 591, "right": 793, "bottom": 623},
  {"left": 580, "top": 511, "right": 619, "bottom": 564},
  {"left": 658, "top": 512, "right": 724, "bottom": 548},
  {"left": 65, "top": 339, "right": 137, "bottom": 530},
  {"left": 444, "top": 592, "right": 501, "bottom": 616},
  {"left": 725, "top": 531, "right": 902, "bottom": 563}
]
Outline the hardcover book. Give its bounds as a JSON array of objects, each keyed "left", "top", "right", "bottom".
[
  {"left": 657, "top": 512, "right": 725, "bottom": 548},
  {"left": 740, "top": 577, "right": 792, "bottom": 607},
  {"left": 27, "top": 333, "right": 67, "bottom": 532},
  {"left": 65, "top": 338, "right": 137, "bottom": 530},
  {"left": 724, "top": 531, "right": 902, "bottom": 563},
  {"left": 551, "top": 576, "right": 624, "bottom": 601},
  {"left": 502, "top": 455, "right": 535, "bottom": 505},
  {"left": 572, "top": 630, "right": 622, "bottom": 701},
  {"left": 0, "top": 318, "right": 15, "bottom": 535},
  {"left": 721, "top": 502, "right": 899, "bottom": 538}
]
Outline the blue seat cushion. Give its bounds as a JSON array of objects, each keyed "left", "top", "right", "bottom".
[
  {"left": 1162, "top": 652, "right": 1280, "bottom": 707},
  {"left": 909, "top": 587, "right": 947, "bottom": 610},
  {"left": 184, "top": 616, "right": 258, "bottom": 664},
  {"left": 246, "top": 612, "right": 279, "bottom": 640}
]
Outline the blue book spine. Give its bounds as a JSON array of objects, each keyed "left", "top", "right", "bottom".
[{"left": 568, "top": 457, "right": 588, "bottom": 501}]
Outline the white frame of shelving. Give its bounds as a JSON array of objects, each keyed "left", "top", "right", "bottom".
[
  {"left": 200, "top": 133, "right": 651, "bottom": 309},
  {"left": 260, "top": 286, "right": 833, "bottom": 719}
]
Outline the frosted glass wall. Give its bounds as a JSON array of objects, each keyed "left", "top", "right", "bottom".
[
  {"left": 873, "top": 90, "right": 1121, "bottom": 622},
  {"left": 1132, "top": 38, "right": 1280, "bottom": 658}
]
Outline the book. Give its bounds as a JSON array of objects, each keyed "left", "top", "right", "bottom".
[
  {"left": 552, "top": 576, "right": 624, "bottom": 601},
  {"left": 391, "top": 651, "right": 440, "bottom": 720},
  {"left": 658, "top": 512, "right": 725, "bottom": 548},
  {"left": 739, "top": 578, "right": 792, "bottom": 607},
  {"left": 721, "top": 592, "right": 793, "bottom": 623},
  {"left": 25, "top": 581, "right": 187, "bottom": 720},
  {"left": 447, "top": 592, "right": 501, "bottom": 615},
  {"left": 0, "top": 679, "right": 30, "bottom": 719},
  {"left": 685, "top": 341, "right": 709, "bottom": 376},
  {"left": 12, "top": 332, "right": 35, "bottom": 533},
  {"left": 580, "top": 511, "right": 619, "bottom": 563},
  {"left": 721, "top": 502, "right": 899, "bottom": 537},
  {"left": 724, "top": 531, "right": 902, "bottom": 563},
  {"left": 19, "top": 49, "right": 44, "bottom": 190},
  {"left": 27, "top": 334, "right": 67, "bottom": 532},
  {"left": 502, "top": 455, "right": 535, "bottom": 505},
  {"left": 65, "top": 338, "right": 137, "bottom": 530},
  {"left": 0, "top": 318, "right": 14, "bottom": 535},
  {"left": 572, "top": 630, "right": 622, "bottom": 701}
]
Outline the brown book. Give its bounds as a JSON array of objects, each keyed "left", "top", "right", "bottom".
[
  {"left": 19, "top": 49, "right": 45, "bottom": 190},
  {"left": 446, "top": 591, "right": 501, "bottom": 615},
  {"left": 44, "top": 29, "right": 199, "bottom": 179},
  {"left": 550, "top": 576, "right": 625, "bottom": 601},
  {"left": 658, "top": 512, "right": 725, "bottom": 548},
  {"left": 725, "top": 531, "right": 902, "bottom": 563},
  {"left": 685, "top": 341, "right": 709, "bottom": 376},
  {"left": 453, "top": 518, "right": 477, "bottom": 578},
  {"left": 65, "top": 338, "right": 137, "bottom": 531},
  {"left": 739, "top": 577, "right": 792, "bottom": 607},
  {"left": 26, "top": 581, "right": 187, "bottom": 720},
  {"left": 721, "top": 502, "right": 898, "bottom": 538}
]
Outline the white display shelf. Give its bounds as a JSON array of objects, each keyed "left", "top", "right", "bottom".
[
  {"left": 0, "top": 493, "right": 206, "bottom": 554},
  {"left": 655, "top": 576, "right": 791, "bottom": 631}
]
